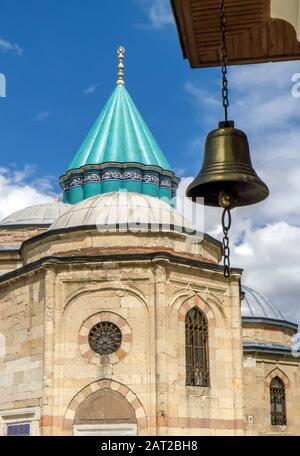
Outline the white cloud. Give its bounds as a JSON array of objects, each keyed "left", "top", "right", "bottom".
[
  {"left": 180, "top": 62, "right": 300, "bottom": 324},
  {"left": 0, "top": 166, "right": 57, "bottom": 220},
  {"left": 84, "top": 83, "right": 101, "bottom": 95},
  {"left": 174, "top": 167, "right": 187, "bottom": 178},
  {"left": 233, "top": 223, "right": 300, "bottom": 325},
  {"left": 0, "top": 36, "right": 23, "bottom": 56},
  {"left": 136, "top": 0, "right": 174, "bottom": 29},
  {"left": 230, "top": 61, "right": 299, "bottom": 90},
  {"left": 33, "top": 111, "right": 50, "bottom": 122},
  {"left": 184, "top": 82, "right": 219, "bottom": 107},
  {"left": 184, "top": 61, "right": 300, "bottom": 134},
  {"left": 177, "top": 178, "right": 300, "bottom": 326}
]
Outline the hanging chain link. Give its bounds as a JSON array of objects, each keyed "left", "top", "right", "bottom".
[
  {"left": 220, "top": 0, "right": 231, "bottom": 278},
  {"left": 221, "top": 0, "right": 229, "bottom": 122},
  {"left": 221, "top": 208, "right": 231, "bottom": 278}
]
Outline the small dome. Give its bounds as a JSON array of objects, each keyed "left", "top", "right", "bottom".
[
  {"left": 241, "top": 285, "right": 286, "bottom": 320},
  {"left": 49, "top": 191, "right": 197, "bottom": 235},
  {"left": 0, "top": 202, "right": 72, "bottom": 227}
]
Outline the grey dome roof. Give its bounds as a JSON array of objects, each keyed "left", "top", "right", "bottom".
[
  {"left": 0, "top": 202, "right": 72, "bottom": 226},
  {"left": 48, "top": 191, "right": 198, "bottom": 235},
  {"left": 241, "top": 285, "right": 298, "bottom": 331},
  {"left": 241, "top": 285, "right": 285, "bottom": 320}
]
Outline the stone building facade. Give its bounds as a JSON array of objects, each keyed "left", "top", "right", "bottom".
[
  {"left": 0, "top": 59, "right": 299, "bottom": 436},
  {"left": 0, "top": 193, "right": 298, "bottom": 436}
]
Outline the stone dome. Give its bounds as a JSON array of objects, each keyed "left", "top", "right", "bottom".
[
  {"left": 0, "top": 201, "right": 71, "bottom": 227},
  {"left": 48, "top": 191, "right": 197, "bottom": 236},
  {"left": 241, "top": 285, "right": 295, "bottom": 324}
]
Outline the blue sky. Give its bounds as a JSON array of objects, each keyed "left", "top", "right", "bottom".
[
  {"left": 0, "top": 0, "right": 221, "bottom": 187},
  {"left": 0, "top": 0, "right": 300, "bottom": 323}
]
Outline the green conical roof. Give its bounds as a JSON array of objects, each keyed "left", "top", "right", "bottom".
[
  {"left": 61, "top": 49, "right": 179, "bottom": 206},
  {"left": 68, "top": 84, "right": 172, "bottom": 171}
]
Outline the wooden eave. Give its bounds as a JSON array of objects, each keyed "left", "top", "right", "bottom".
[{"left": 171, "top": 0, "right": 300, "bottom": 68}]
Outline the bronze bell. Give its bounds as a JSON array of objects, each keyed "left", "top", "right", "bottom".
[{"left": 186, "top": 121, "right": 269, "bottom": 208}]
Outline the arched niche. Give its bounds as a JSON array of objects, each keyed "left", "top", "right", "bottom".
[{"left": 73, "top": 389, "right": 137, "bottom": 436}]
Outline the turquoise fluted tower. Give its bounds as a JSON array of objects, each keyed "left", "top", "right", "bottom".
[{"left": 60, "top": 47, "right": 179, "bottom": 205}]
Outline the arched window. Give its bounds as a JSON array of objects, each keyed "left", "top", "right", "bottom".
[
  {"left": 270, "top": 377, "right": 287, "bottom": 426},
  {"left": 185, "top": 307, "right": 209, "bottom": 387}
]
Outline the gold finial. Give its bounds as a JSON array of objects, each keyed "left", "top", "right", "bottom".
[{"left": 117, "top": 46, "right": 125, "bottom": 85}]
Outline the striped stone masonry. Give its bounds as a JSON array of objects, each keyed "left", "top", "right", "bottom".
[
  {"left": 78, "top": 311, "right": 132, "bottom": 365},
  {"left": 63, "top": 379, "right": 147, "bottom": 431}
]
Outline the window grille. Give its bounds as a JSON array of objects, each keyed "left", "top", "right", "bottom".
[
  {"left": 185, "top": 307, "right": 209, "bottom": 387},
  {"left": 89, "top": 321, "right": 122, "bottom": 356},
  {"left": 270, "top": 376, "right": 287, "bottom": 426},
  {"left": 7, "top": 423, "right": 30, "bottom": 436}
]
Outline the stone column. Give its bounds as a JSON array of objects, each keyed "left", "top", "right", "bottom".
[
  {"left": 153, "top": 257, "right": 169, "bottom": 435},
  {"left": 229, "top": 277, "right": 245, "bottom": 435},
  {"left": 41, "top": 266, "right": 56, "bottom": 435}
]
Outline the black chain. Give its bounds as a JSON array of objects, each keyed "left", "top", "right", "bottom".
[
  {"left": 220, "top": 0, "right": 231, "bottom": 278},
  {"left": 221, "top": 208, "right": 231, "bottom": 278},
  {"left": 221, "top": 0, "right": 229, "bottom": 122}
]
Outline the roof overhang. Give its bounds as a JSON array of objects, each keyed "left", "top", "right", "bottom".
[
  {"left": 243, "top": 341, "right": 299, "bottom": 359},
  {"left": 0, "top": 252, "right": 242, "bottom": 286},
  {"left": 242, "top": 317, "right": 298, "bottom": 333},
  {"left": 171, "top": 0, "right": 300, "bottom": 68},
  {"left": 0, "top": 224, "right": 50, "bottom": 229}
]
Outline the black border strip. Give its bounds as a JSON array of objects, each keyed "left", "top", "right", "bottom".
[{"left": 0, "top": 223, "right": 50, "bottom": 229}]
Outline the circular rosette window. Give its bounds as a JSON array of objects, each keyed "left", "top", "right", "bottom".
[
  {"left": 89, "top": 321, "right": 122, "bottom": 356},
  {"left": 79, "top": 312, "right": 132, "bottom": 365}
]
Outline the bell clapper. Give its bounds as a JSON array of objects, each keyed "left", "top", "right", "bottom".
[
  {"left": 218, "top": 189, "right": 236, "bottom": 209},
  {"left": 219, "top": 190, "right": 235, "bottom": 278}
]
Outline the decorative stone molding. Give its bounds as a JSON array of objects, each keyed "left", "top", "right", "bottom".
[
  {"left": 265, "top": 367, "right": 290, "bottom": 388},
  {"left": 173, "top": 294, "right": 217, "bottom": 389},
  {"left": 63, "top": 380, "right": 147, "bottom": 432},
  {"left": 60, "top": 162, "right": 179, "bottom": 205},
  {"left": 64, "top": 282, "right": 148, "bottom": 316},
  {"left": 0, "top": 407, "right": 40, "bottom": 436},
  {"left": 78, "top": 312, "right": 132, "bottom": 365},
  {"left": 178, "top": 294, "right": 215, "bottom": 325},
  {"left": 60, "top": 163, "right": 178, "bottom": 191}
]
